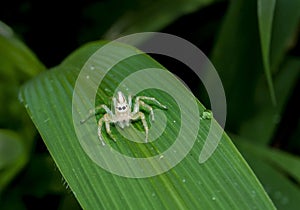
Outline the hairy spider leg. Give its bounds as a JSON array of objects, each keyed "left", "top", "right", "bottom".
[
  {"left": 97, "top": 114, "right": 116, "bottom": 145},
  {"left": 133, "top": 96, "right": 167, "bottom": 120},
  {"left": 112, "top": 97, "right": 117, "bottom": 112},
  {"left": 104, "top": 115, "right": 116, "bottom": 142},
  {"left": 80, "top": 104, "right": 113, "bottom": 124},
  {"left": 131, "top": 112, "right": 149, "bottom": 143},
  {"left": 128, "top": 94, "right": 132, "bottom": 110},
  {"left": 97, "top": 117, "right": 106, "bottom": 145},
  {"left": 138, "top": 100, "right": 155, "bottom": 121}
]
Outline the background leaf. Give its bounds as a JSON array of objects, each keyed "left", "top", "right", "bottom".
[
  {"left": 257, "top": 0, "right": 276, "bottom": 104},
  {"left": 0, "top": 21, "right": 45, "bottom": 196},
  {"left": 239, "top": 57, "right": 300, "bottom": 144},
  {"left": 269, "top": 0, "right": 300, "bottom": 70},
  {"left": 233, "top": 136, "right": 300, "bottom": 210},
  {"left": 211, "top": 0, "right": 264, "bottom": 131},
  {"left": 0, "top": 130, "right": 26, "bottom": 191},
  {"left": 104, "top": 0, "right": 217, "bottom": 39}
]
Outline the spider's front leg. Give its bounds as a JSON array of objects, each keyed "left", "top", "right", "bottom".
[
  {"left": 80, "top": 104, "right": 113, "bottom": 124},
  {"left": 133, "top": 96, "right": 167, "bottom": 121},
  {"left": 132, "top": 112, "right": 149, "bottom": 143},
  {"left": 97, "top": 114, "right": 116, "bottom": 145}
]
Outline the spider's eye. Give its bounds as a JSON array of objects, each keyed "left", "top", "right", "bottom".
[
  {"left": 122, "top": 106, "right": 126, "bottom": 110},
  {"left": 118, "top": 107, "right": 122, "bottom": 111}
]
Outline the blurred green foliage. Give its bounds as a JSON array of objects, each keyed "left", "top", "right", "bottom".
[{"left": 0, "top": 0, "right": 299, "bottom": 209}]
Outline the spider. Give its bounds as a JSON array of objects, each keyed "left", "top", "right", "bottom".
[{"left": 80, "top": 91, "right": 167, "bottom": 145}]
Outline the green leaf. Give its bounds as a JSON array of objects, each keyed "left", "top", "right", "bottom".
[
  {"left": 0, "top": 20, "right": 45, "bottom": 137},
  {"left": 104, "top": 0, "right": 216, "bottom": 38},
  {"left": 211, "top": 0, "right": 264, "bottom": 131},
  {"left": 20, "top": 41, "right": 275, "bottom": 209},
  {"left": 234, "top": 137, "right": 300, "bottom": 210},
  {"left": 0, "top": 21, "right": 45, "bottom": 77},
  {"left": 257, "top": 0, "right": 276, "bottom": 105},
  {"left": 0, "top": 21, "right": 45, "bottom": 193},
  {"left": 239, "top": 57, "right": 300, "bottom": 144},
  {"left": 0, "top": 129, "right": 27, "bottom": 192},
  {"left": 270, "top": 0, "right": 300, "bottom": 70},
  {"left": 211, "top": 0, "right": 299, "bottom": 139},
  {"left": 0, "top": 130, "right": 23, "bottom": 169}
]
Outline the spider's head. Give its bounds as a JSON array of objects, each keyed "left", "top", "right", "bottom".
[{"left": 115, "top": 91, "right": 129, "bottom": 113}]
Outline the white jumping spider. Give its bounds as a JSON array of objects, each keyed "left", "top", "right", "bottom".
[{"left": 80, "top": 91, "right": 167, "bottom": 145}]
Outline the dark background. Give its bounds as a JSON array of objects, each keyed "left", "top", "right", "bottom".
[{"left": 1, "top": 0, "right": 299, "bottom": 209}]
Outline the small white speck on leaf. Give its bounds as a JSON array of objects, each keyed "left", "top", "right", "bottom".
[{"left": 43, "top": 118, "right": 50, "bottom": 123}]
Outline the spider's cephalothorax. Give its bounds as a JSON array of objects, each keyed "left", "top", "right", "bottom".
[{"left": 80, "top": 91, "right": 167, "bottom": 145}]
